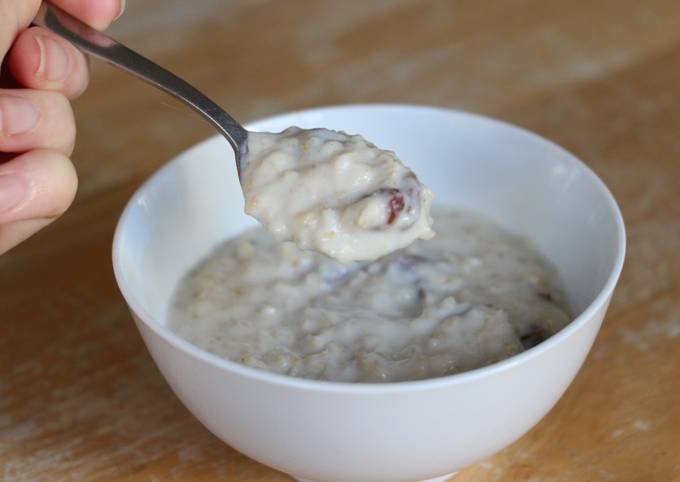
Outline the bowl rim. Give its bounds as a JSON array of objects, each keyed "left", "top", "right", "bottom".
[{"left": 112, "top": 103, "right": 626, "bottom": 394}]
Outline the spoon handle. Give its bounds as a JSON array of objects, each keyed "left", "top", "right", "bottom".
[{"left": 33, "top": 3, "right": 248, "bottom": 164}]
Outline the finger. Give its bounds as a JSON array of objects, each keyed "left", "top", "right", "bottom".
[
  {"left": 0, "top": 0, "right": 124, "bottom": 63},
  {"left": 0, "top": 217, "right": 53, "bottom": 254},
  {"left": 51, "top": 0, "right": 125, "bottom": 31},
  {"left": 0, "top": 149, "right": 77, "bottom": 225},
  {"left": 0, "top": 89, "right": 76, "bottom": 155},
  {"left": 0, "top": 0, "right": 41, "bottom": 60},
  {"left": 7, "top": 27, "right": 89, "bottom": 99}
]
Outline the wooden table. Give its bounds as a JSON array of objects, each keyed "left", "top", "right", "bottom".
[{"left": 2, "top": 1, "right": 679, "bottom": 480}]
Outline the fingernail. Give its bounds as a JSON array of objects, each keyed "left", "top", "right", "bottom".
[
  {"left": 36, "top": 34, "right": 70, "bottom": 82},
  {"left": 0, "top": 96, "right": 40, "bottom": 136},
  {"left": 0, "top": 174, "right": 28, "bottom": 215},
  {"left": 115, "top": 0, "right": 126, "bottom": 20}
]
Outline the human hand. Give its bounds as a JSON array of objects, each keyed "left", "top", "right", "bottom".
[{"left": 0, "top": 0, "right": 124, "bottom": 254}]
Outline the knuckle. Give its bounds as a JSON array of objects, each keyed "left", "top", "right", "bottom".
[
  {"left": 43, "top": 89, "right": 70, "bottom": 109},
  {"left": 45, "top": 90, "right": 75, "bottom": 130},
  {"left": 101, "top": 0, "right": 124, "bottom": 25},
  {"left": 41, "top": 91, "right": 76, "bottom": 147},
  {"left": 45, "top": 153, "right": 78, "bottom": 217},
  {"left": 67, "top": 53, "right": 90, "bottom": 98}
]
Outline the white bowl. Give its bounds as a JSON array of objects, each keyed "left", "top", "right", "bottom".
[{"left": 113, "top": 104, "right": 625, "bottom": 482}]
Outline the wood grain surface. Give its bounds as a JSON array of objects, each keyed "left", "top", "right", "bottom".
[{"left": 2, "top": 1, "right": 679, "bottom": 480}]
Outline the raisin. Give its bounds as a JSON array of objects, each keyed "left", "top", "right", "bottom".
[
  {"left": 536, "top": 291, "right": 553, "bottom": 302},
  {"left": 520, "top": 325, "right": 549, "bottom": 349},
  {"left": 387, "top": 190, "right": 405, "bottom": 225}
]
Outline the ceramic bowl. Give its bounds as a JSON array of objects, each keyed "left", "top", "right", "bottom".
[{"left": 113, "top": 104, "right": 625, "bottom": 482}]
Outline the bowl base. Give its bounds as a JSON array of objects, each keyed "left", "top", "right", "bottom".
[{"left": 292, "top": 471, "right": 457, "bottom": 482}]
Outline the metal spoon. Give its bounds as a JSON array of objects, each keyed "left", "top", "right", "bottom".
[{"left": 32, "top": 2, "right": 249, "bottom": 178}]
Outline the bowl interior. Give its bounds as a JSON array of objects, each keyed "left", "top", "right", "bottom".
[{"left": 114, "top": 105, "right": 623, "bottom": 331}]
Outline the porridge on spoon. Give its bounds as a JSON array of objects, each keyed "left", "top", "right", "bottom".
[{"left": 241, "top": 127, "right": 435, "bottom": 262}]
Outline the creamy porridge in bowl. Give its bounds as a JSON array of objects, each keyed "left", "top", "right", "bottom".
[
  {"left": 169, "top": 207, "right": 570, "bottom": 383},
  {"left": 113, "top": 105, "right": 625, "bottom": 482}
]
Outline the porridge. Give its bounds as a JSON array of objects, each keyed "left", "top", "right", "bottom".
[
  {"left": 168, "top": 208, "right": 571, "bottom": 383},
  {"left": 242, "top": 127, "right": 434, "bottom": 262}
]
